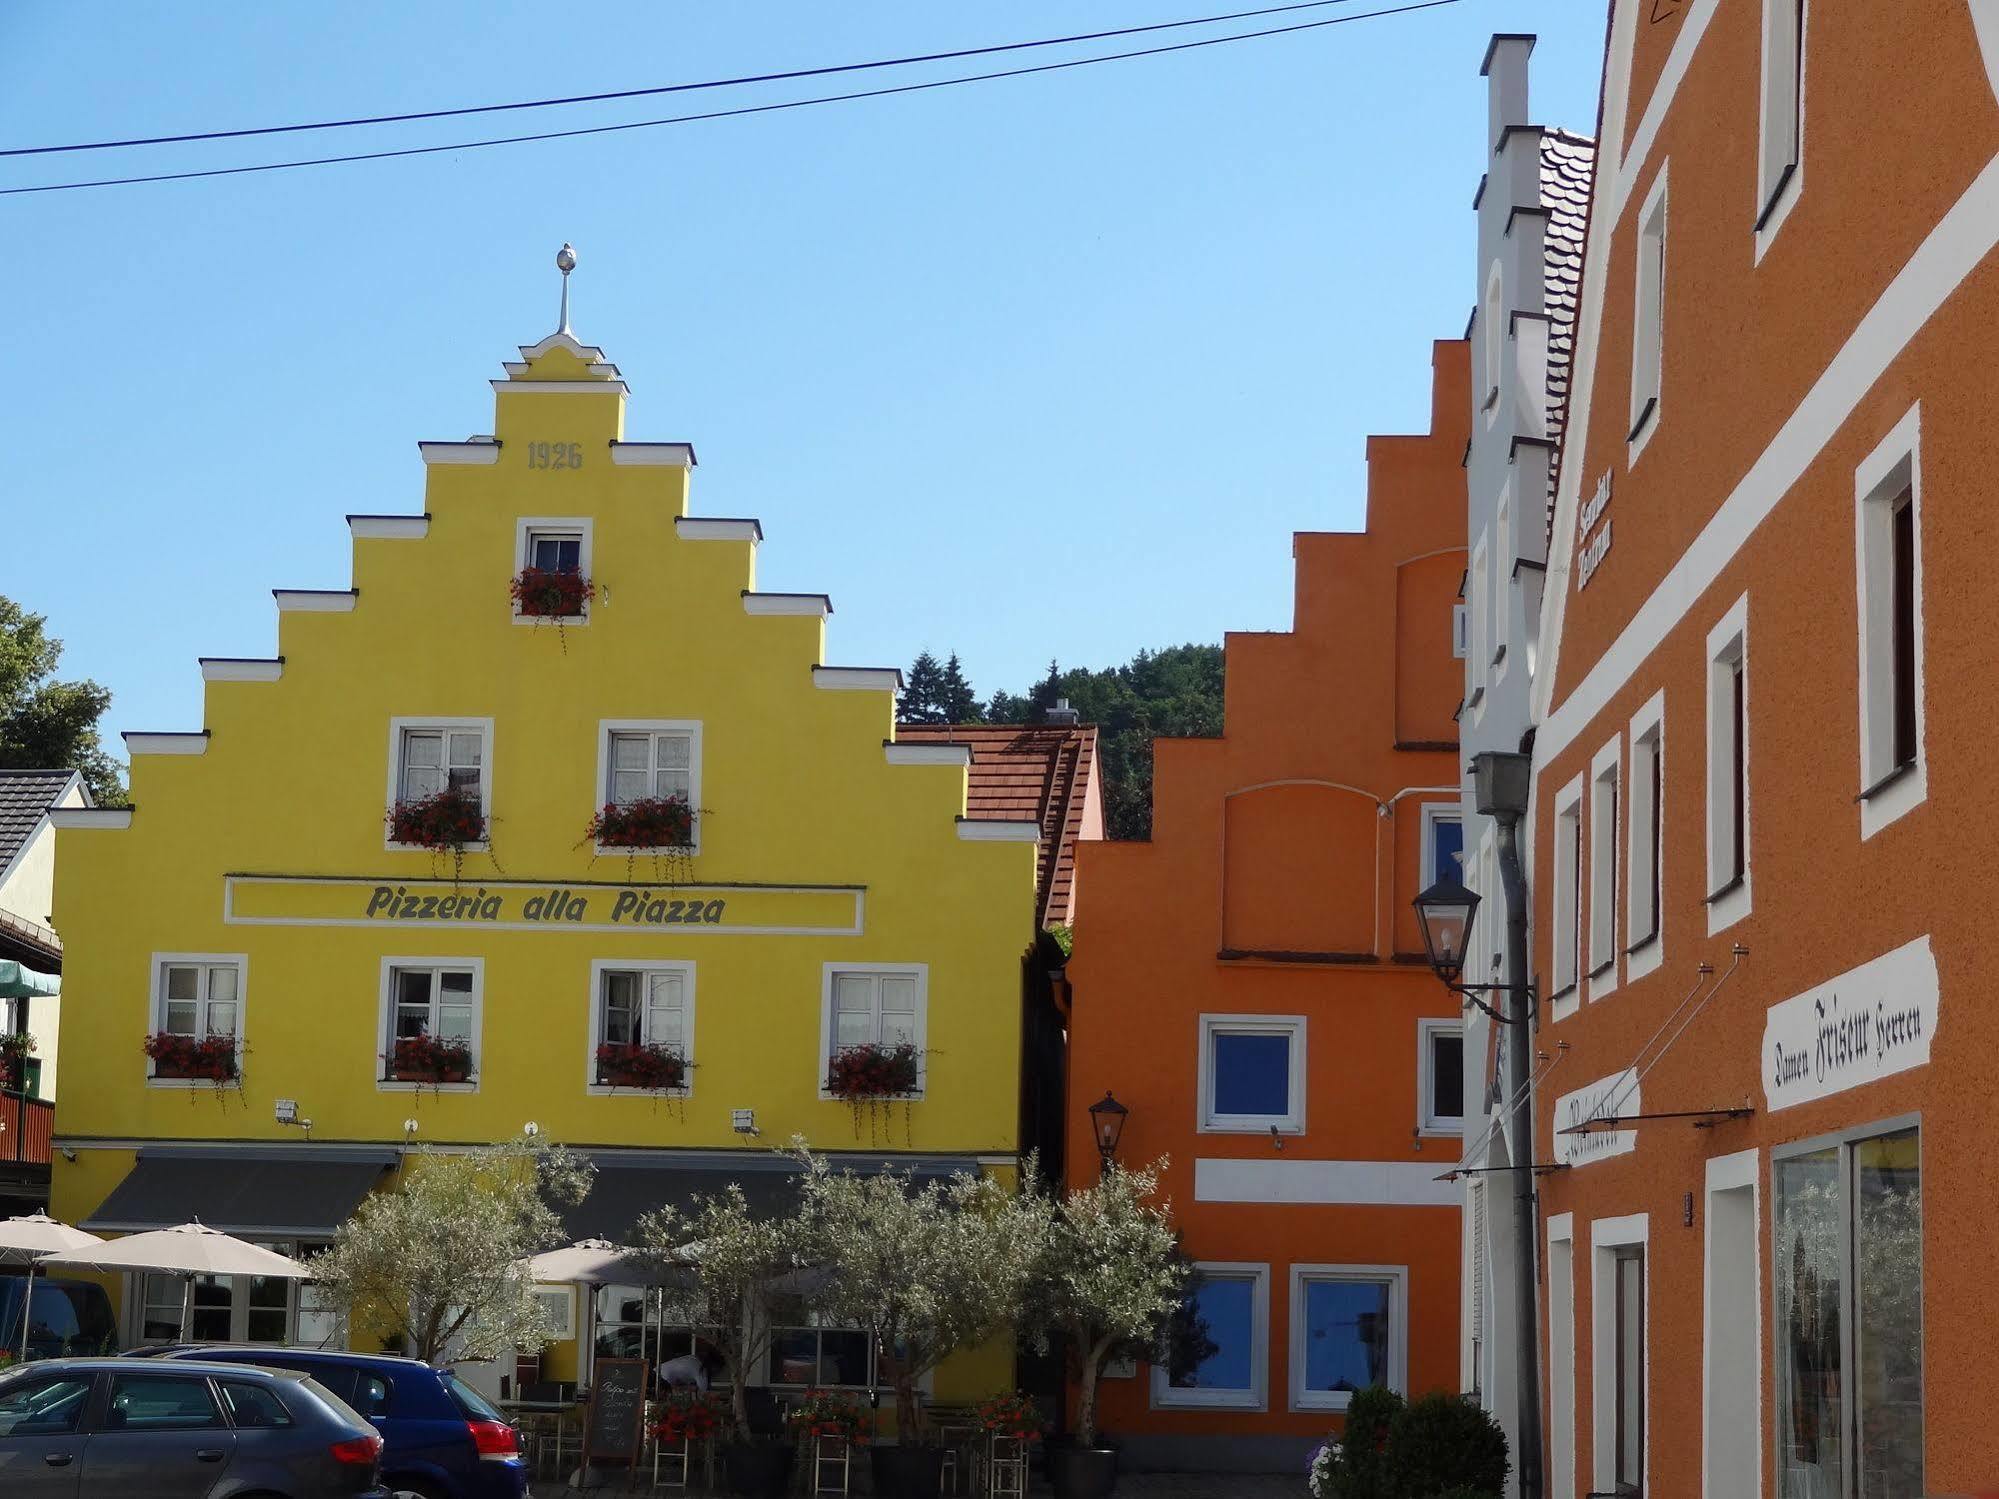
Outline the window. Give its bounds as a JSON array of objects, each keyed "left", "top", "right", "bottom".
[
  {"left": 138, "top": 1240, "right": 330, "bottom": 1345},
  {"left": 1290, "top": 1265, "right": 1407, "bottom": 1411},
  {"left": 1198, "top": 1015, "right": 1306, "bottom": 1134},
  {"left": 1482, "top": 264, "right": 1504, "bottom": 412},
  {"left": 107, "top": 1373, "right": 224, "bottom": 1431},
  {"left": 1855, "top": 407, "right": 1926, "bottom": 835},
  {"left": 378, "top": 959, "right": 482, "bottom": 1089},
  {"left": 513, "top": 517, "right": 593, "bottom": 619},
  {"left": 1418, "top": 1020, "right": 1464, "bottom": 1136},
  {"left": 589, "top": 961, "right": 694, "bottom": 1093},
  {"left": 1590, "top": 1217, "right": 1647, "bottom": 1499},
  {"left": 820, "top": 965, "right": 927, "bottom": 1097},
  {"left": 533, "top": 1285, "right": 576, "bottom": 1341},
  {"left": 528, "top": 530, "right": 582, "bottom": 573},
  {"left": 771, "top": 1315, "right": 886, "bottom": 1389},
  {"left": 0, "top": 1373, "right": 92, "bottom": 1435},
  {"left": 1630, "top": 170, "right": 1668, "bottom": 452},
  {"left": 149, "top": 954, "right": 244, "bottom": 1084},
  {"left": 1756, "top": 0, "right": 1805, "bottom": 233},
  {"left": 1626, "top": 695, "right": 1665, "bottom": 975},
  {"left": 1612, "top": 1249, "right": 1645, "bottom": 1494},
  {"left": 1468, "top": 537, "right": 1489, "bottom": 710},
  {"left": 1774, "top": 1124, "right": 1922, "bottom": 1499},
  {"left": 1452, "top": 603, "right": 1469, "bottom": 660},
  {"left": 1420, "top": 805, "right": 1464, "bottom": 891},
  {"left": 1493, "top": 493, "right": 1513, "bottom": 675},
  {"left": 596, "top": 721, "right": 702, "bottom": 850},
  {"left": 1588, "top": 743, "right": 1620, "bottom": 984},
  {"left": 1551, "top": 779, "right": 1584, "bottom": 1000},
  {"left": 1705, "top": 597, "right": 1751, "bottom": 930},
  {"left": 219, "top": 1381, "right": 294, "bottom": 1429},
  {"left": 1153, "top": 1263, "right": 1268, "bottom": 1411},
  {"left": 386, "top": 717, "right": 492, "bottom": 843}
]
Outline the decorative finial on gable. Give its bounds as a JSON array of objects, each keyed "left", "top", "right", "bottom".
[{"left": 556, "top": 243, "right": 577, "bottom": 334}]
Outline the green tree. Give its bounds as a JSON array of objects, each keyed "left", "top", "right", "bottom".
[
  {"left": 939, "top": 652, "right": 982, "bottom": 723},
  {"left": 0, "top": 596, "right": 126, "bottom": 805},
  {"left": 898, "top": 651, "right": 949, "bottom": 724}
]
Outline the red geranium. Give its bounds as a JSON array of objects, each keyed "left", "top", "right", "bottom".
[
  {"left": 386, "top": 788, "right": 486, "bottom": 850},
  {"left": 653, "top": 1391, "right": 726, "bottom": 1444},
  {"left": 385, "top": 1034, "right": 473, "bottom": 1084},
  {"left": 974, "top": 1391, "right": 1042, "bottom": 1440},
  {"left": 510, "top": 566, "right": 595, "bottom": 618},
  {"left": 785, "top": 1389, "right": 868, "bottom": 1447},
  {"left": 594, "top": 1041, "right": 687, "bottom": 1091},
  {"left": 143, "top": 1032, "right": 237, "bottom": 1081},
  {"left": 586, "top": 796, "right": 694, "bottom": 850},
  {"left": 826, "top": 1043, "right": 920, "bottom": 1101}
]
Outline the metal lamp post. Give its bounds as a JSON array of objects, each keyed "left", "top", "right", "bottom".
[{"left": 1087, "top": 1091, "right": 1128, "bottom": 1177}]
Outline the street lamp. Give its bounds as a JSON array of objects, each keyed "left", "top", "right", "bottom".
[
  {"left": 1412, "top": 879, "right": 1481, "bottom": 989},
  {"left": 1087, "top": 1091, "right": 1129, "bottom": 1175}
]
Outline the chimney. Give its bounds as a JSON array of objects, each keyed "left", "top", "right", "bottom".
[
  {"left": 1480, "top": 33, "right": 1535, "bottom": 154},
  {"left": 1043, "top": 697, "right": 1081, "bottom": 726}
]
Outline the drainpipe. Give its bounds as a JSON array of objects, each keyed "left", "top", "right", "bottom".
[{"left": 1494, "top": 806, "right": 1543, "bottom": 1499}]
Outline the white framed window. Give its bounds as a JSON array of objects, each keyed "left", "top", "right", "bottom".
[
  {"left": 1629, "top": 167, "right": 1668, "bottom": 460},
  {"left": 1705, "top": 595, "right": 1751, "bottom": 934},
  {"left": 512, "top": 516, "right": 594, "bottom": 621},
  {"left": 595, "top": 720, "right": 702, "bottom": 852},
  {"left": 1493, "top": 490, "right": 1513, "bottom": 680},
  {"left": 1590, "top": 1215, "right": 1649, "bottom": 1499},
  {"left": 1453, "top": 603, "right": 1470, "bottom": 660},
  {"left": 376, "top": 957, "right": 483, "bottom": 1091},
  {"left": 533, "top": 1285, "right": 577, "bottom": 1341},
  {"left": 1625, "top": 692, "right": 1666, "bottom": 982},
  {"left": 386, "top": 717, "right": 492, "bottom": 847},
  {"left": 1854, "top": 404, "right": 1926, "bottom": 838},
  {"left": 1587, "top": 738, "right": 1621, "bottom": 993},
  {"left": 587, "top": 960, "right": 695, "bottom": 1094},
  {"left": 1482, "top": 263, "right": 1504, "bottom": 415},
  {"left": 1468, "top": 535, "right": 1489, "bottom": 716},
  {"left": 1289, "top": 1264, "right": 1408, "bottom": 1412},
  {"left": 1419, "top": 802, "right": 1464, "bottom": 891},
  {"left": 148, "top": 953, "right": 245, "bottom": 1087},
  {"left": 1755, "top": 0, "right": 1806, "bottom": 248},
  {"left": 1198, "top": 1014, "right": 1306, "bottom": 1135},
  {"left": 137, "top": 1238, "right": 330, "bottom": 1346},
  {"left": 1152, "top": 1262, "right": 1268, "bottom": 1411},
  {"left": 818, "top": 964, "right": 927, "bottom": 1099},
  {"left": 1551, "top": 776, "right": 1584, "bottom": 1007},
  {"left": 1548, "top": 1215, "right": 1578, "bottom": 1499},
  {"left": 1417, "top": 1019, "right": 1464, "bottom": 1136}
]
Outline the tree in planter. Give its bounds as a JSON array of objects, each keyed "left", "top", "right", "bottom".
[{"left": 311, "top": 1132, "right": 591, "bottom": 1363}]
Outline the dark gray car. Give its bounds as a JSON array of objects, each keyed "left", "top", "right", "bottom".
[{"left": 0, "top": 1357, "right": 389, "bottom": 1498}]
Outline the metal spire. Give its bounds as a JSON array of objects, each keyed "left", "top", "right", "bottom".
[{"left": 555, "top": 243, "right": 576, "bottom": 335}]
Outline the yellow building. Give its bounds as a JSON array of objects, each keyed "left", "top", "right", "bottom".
[{"left": 48, "top": 261, "right": 1052, "bottom": 1399}]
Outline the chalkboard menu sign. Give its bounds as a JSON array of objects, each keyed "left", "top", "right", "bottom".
[{"left": 583, "top": 1358, "right": 649, "bottom": 1468}]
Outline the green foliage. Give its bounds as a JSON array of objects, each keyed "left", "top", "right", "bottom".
[
  {"left": 939, "top": 653, "right": 980, "bottom": 722},
  {"left": 0, "top": 595, "right": 125, "bottom": 806},
  {"left": 1322, "top": 1385, "right": 1405, "bottom": 1499},
  {"left": 1383, "top": 1393, "right": 1509, "bottom": 1499},
  {"left": 899, "top": 650, "right": 983, "bottom": 724}
]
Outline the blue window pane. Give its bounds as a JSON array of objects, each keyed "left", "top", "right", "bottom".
[
  {"left": 1303, "top": 1280, "right": 1391, "bottom": 1396},
  {"left": 1212, "top": 1032, "right": 1291, "bottom": 1118},
  {"left": 1430, "top": 815, "right": 1465, "bottom": 883},
  {"left": 1170, "top": 1278, "right": 1256, "bottom": 1391}
]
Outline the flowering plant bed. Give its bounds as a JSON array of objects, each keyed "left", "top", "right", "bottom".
[
  {"left": 144, "top": 1031, "right": 237, "bottom": 1081},
  {"left": 386, "top": 788, "right": 486, "bottom": 851},
  {"left": 386, "top": 1034, "right": 473, "bottom": 1084},
  {"left": 594, "top": 1041, "right": 687, "bottom": 1091},
  {"left": 586, "top": 795, "right": 694, "bottom": 850},
  {"left": 825, "top": 1042, "right": 920, "bottom": 1100},
  {"left": 973, "top": 1391, "right": 1042, "bottom": 1440},
  {"left": 652, "top": 1390, "right": 727, "bottom": 1445},
  {"left": 785, "top": 1388, "right": 869, "bottom": 1446},
  {"left": 0, "top": 1032, "right": 34, "bottom": 1090},
  {"left": 509, "top": 566, "right": 594, "bottom": 618}
]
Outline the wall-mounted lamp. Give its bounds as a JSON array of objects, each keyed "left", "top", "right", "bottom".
[
  {"left": 1087, "top": 1091, "right": 1129, "bottom": 1176},
  {"left": 522, "top": 1121, "right": 540, "bottom": 1138}
]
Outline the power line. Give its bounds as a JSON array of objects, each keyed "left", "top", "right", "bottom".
[
  {"left": 0, "top": 0, "right": 1460, "bottom": 198},
  {"left": 3, "top": 0, "right": 1372, "bottom": 160}
]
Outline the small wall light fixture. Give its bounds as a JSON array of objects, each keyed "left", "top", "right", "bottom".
[{"left": 1088, "top": 1090, "right": 1129, "bottom": 1176}]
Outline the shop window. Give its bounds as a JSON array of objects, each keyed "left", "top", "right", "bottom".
[
  {"left": 1418, "top": 1020, "right": 1465, "bottom": 1136},
  {"left": 1289, "top": 1265, "right": 1407, "bottom": 1412},
  {"left": 1630, "top": 169, "right": 1668, "bottom": 455},
  {"left": 139, "top": 1244, "right": 328, "bottom": 1347},
  {"left": 820, "top": 965, "right": 926, "bottom": 1097},
  {"left": 771, "top": 1315, "right": 889, "bottom": 1389},
  {"left": 378, "top": 960, "right": 481, "bottom": 1089},
  {"left": 1774, "top": 1125, "right": 1923, "bottom": 1499},
  {"left": 1855, "top": 407, "right": 1926, "bottom": 836},
  {"left": 590, "top": 961, "right": 694, "bottom": 1092},
  {"left": 1588, "top": 742, "right": 1620, "bottom": 986},
  {"left": 1153, "top": 1264, "right": 1267, "bottom": 1411},
  {"left": 1198, "top": 1015, "right": 1305, "bottom": 1134},
  {"left": 1705, "top": 597, "right": 1751, "bottom": 931},
  {"left": 1626, "top": 695, "right": 1665, "bottom": 972},
  {"left": 149, "top": 955, "right": 243, "bottom": 1083},
  {"left": 1757, "top": 0, "right": 1806, "bottom": 234},
  {"left": 1421, "top": 805, "right": 1464, "bottom": 891}
]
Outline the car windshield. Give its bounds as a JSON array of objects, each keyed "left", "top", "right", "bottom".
[{"left": 445, "top": 1372, "right": 505, "bottom": 1423}]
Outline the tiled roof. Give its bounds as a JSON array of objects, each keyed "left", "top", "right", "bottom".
[
  {"left": 0, "top": 770, "right": 79, "bottom": 883},
  {"left": 1541, "top": 127, "right": 1596, "bottom": 523},
  {"left": 893, "top": 723, "right": 1101, "bottom": 929}
]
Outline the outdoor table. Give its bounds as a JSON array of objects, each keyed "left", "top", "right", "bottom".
[{"left": 499, "top": 1399, "right": 581, "bottom": 1478}]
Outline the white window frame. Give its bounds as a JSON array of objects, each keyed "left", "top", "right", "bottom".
[
  {"left": 1548, "top": 1214, "right": 1578, "bottom": 1499},
  {"left": 533, "top": 1285, "right": 577, "bottom": 1341},
  {"left": 376, "top": 956, "right": 484, "bottom": 1093},
  {"left": 1705, "top": 595, "right": 1752, "bottom": 935},
  {"left": 147, "top": 953, "right": 247, "bottom": 1089},
  {"left": 512, "top": 516, "right": 595, "bottom": 623},
  {"left": 1754, "top": 0, "right": 1807, "bottom": 259},
  {"left": 1853, "top": 403, "right": 1927, "bottom": 839},
  {"left": 1493, "top": 486, "right": 1513, "bottom": 684},
  {"left": 1587, "top": 737, "right": 1621, "bottom": 996},
  {"left": 1625, "top": 691, "right": 1667, "bottom": 983},
  {"left": 1482, "top": 263, "right": 1504, "bottom": 419},
  {"left": 1629, "top": 166, "right": 1668, "bottom": 464},
  {"left": 1150, "top": 1261, "right": 1268, "bottom": 1412},
  {"left": 1197, "top": 1013, "right": 1307, "bottom": 1135},
  {"left": 817, "top": 963, "right": 928, "bottom": 1100},
  {"left": 385, "top": 716, "right": 493, "bottom": 852},
  {"left": 1701, "top": 1149, "right": 1762, "bottom": 1499},
  {"left": 1453, "top": 603, "right": 1470, "bottom": 660},
  {"left": 1551, "top": 774, "right": 1585, "bottom": 1016},
  {"left": 1419, "top": 802, "right": 1463, "bottom": 890},
  {"left": 1288, "top": 1263, "right": 1409, "bottom": 1412},
  {"left": 1591, "top": 1214, "right": 1649, "bottom": 1499},
  {"left": 595, "top": 719, "right": 704, "bottom": 854},
  {"left": 1468, "top": 535, "right": 1489, "bottom": 721},
  {"left": 586, "top": 959, "right": 696, "bottom": 1096},
  {"left": 1416, "top": 1019, "right": 1465, "bottom": 1137}
]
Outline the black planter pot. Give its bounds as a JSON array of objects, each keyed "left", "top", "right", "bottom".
[
  {"left": 1049, "top": 1444, "right": 1119, "bottom": 1499},
  {"left": 722, "top": 1439, "right": 794, "bottom": 1498},
  {"left": 870, "top": 1443, "right": 947, "bottom": 1499}
]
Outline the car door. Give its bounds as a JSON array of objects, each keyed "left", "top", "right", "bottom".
[
  {"left": 81, "top": 1371, "right": 236, "bottom": 1497},
  {"left": 0, "top": 1369, "right": 93, "bottom": 1499}
]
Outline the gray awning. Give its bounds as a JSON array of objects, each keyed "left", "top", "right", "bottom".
[
  {"left": 566, "top": 1151, "right": 982, "bottom": 1246},
  {"left": 81, "top": 1147, "right": 397, "bottom": 1238}
]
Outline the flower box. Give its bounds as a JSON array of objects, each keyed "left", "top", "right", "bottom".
[
  {"left": 510, "top": 566, "right": 595, "bottom": 618},
  {"left": 386, "top": 1035, "right": 474, "bottom": 1085},
  {"left": 826, "top": 1042, "right": 920, "bottom": 1100},
  {"left": 144, "top": 1031, "right": 237, "bottom": 1082},
  {"left": 586, "top": 796, "right": 694, "bottom": 850},
  {"left": 594, "top": 1041, "right": 687, "bottom": 1091},
  {"left": 386, "top": 788, "right": 486, "bottom": 850},
  {"left": 0, "top": 1033, "right": 34, "bottom": 1091}
]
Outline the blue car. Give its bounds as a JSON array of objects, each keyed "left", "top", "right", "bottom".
[{"left": 144, "top": 1346, "right": 530, "bottom": 1499}]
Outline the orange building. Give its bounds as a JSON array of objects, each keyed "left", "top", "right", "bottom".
[
  {"left": 1525, "top": 3, "right": 1999, "bottom": 1495},
  {"left": 1064, "top": 344, "right": 1471, "bottom": 1473}
]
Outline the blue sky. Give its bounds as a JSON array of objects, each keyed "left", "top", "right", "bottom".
[{"left": 0, "top": 2, "right": 1602, "bottom": 751}]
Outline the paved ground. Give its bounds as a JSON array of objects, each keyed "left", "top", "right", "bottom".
[{"left": 565, "top": 1474, "right": 1302, "bottom": 1496}]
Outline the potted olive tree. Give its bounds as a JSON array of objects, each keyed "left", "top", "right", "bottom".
[
  {"left": 794, "top": 1149, "right": 1045, "bottom": 1499},
  {"left": 1021, "top": 1162, "right": 1192, "bottom": 1499}
]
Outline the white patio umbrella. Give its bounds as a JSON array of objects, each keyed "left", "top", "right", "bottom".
[
  {"left": 0, "top": 1212, "right": 102, "bottom": 1357},
  {"left": 523, "top": 1239, "right": 677, "bottom": 1392},
  {"left": 40, "top": 1220, "right": 311, "bottom": 1340}
]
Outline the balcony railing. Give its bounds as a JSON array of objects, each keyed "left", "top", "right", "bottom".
[{"left": 0, "top": 1090, "right": 54, "bottom": 1165}]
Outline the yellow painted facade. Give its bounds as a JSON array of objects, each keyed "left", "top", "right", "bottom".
[{"left": 49, "top": 312, "right": 1037, "bottom": 1400}]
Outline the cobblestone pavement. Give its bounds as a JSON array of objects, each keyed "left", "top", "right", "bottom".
[{"left": 1107, "top": 1474, "right": 1301, "bottom": 1498}]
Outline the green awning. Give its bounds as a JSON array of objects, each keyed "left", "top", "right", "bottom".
[{"left": 0, "top": 962, "right": 58, "bottom": 1000}]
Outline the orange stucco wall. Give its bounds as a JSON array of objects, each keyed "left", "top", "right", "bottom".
[{"left": 1065, "top": 341, "right": 1470, "bottom": 1457}]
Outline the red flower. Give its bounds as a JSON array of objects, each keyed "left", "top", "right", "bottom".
[
  {"left": 594, "top": 1042, "right": 686, "bottom": 1091},
  {"left": 510, "top": 567, "right": 595, "bottom": 618},
  {"left": 826, "top": 1043, "right": 920, "bottom": 1100},
  {"left": 385, "top": 1034, "right": 473, "bottom": 1083},
  {"left": 585, "top": 797, "right": 694, "bottom": 850},
  {"left": 387, "top": 788, "right": 486, "bottom": 850},
  {"left": 143, "top": 1031, "right": 237, "bottom": 1081}
]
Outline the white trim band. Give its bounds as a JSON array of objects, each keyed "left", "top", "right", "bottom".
[
  {"left": 51, "top": 808, "right": 133, "bottom": 830},
  {"left": 122, "top": 732, "right": 209, "bottom": 756},
  {"left": 1193, "top": 1158, "right": 1459, "bottom": 1207},
  {"left": 743, "top": 592, "right": 832, "bottom": 618},
  {"left": 492, "top": 379, "right": 629, "bottom": 395},
  {"left": 609, "top": 442, "right": 696, "bottom": 468},
  {"left": 955, "top": 818, "right": 1040, "bottom": 843},
  {"left": 347, "top": 515, "right": 430, "bottom": 540},
  {"left": 199, "top": 658, "right": 284, "bottom": 683},
  {"left": 885, "top": 743, "right": 974, "bottom": 767},
  {"left": 273, "top": 589, "right": 358, "bottom": 612},
  {"left": 812, "top": 666, "right": 903, "bottom": 692},
  {"left": 675, "top": 517, "right": 762, "bottom": 542},
  {"left": 417, "top": 441, "right": 501, "bottom": 466}
]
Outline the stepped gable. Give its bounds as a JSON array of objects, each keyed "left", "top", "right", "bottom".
[{"left": 1541, "top": 127, "right": 1597, "bottom": 522}]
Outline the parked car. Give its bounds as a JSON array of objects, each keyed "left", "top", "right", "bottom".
[
  {"left": 0, "top": 1355, "right": 386, "bottom": 1498},
  {"left": 147, "top": 1346, "right": 529, "bottom": 1499},
  {"left": 0, "top": 1273, "right": 119, "bottom": 1360}
]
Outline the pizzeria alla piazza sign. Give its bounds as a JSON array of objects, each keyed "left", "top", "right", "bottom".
[{"left": 1763, "top": 934, "right": 1938, "bottom": 1112}]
